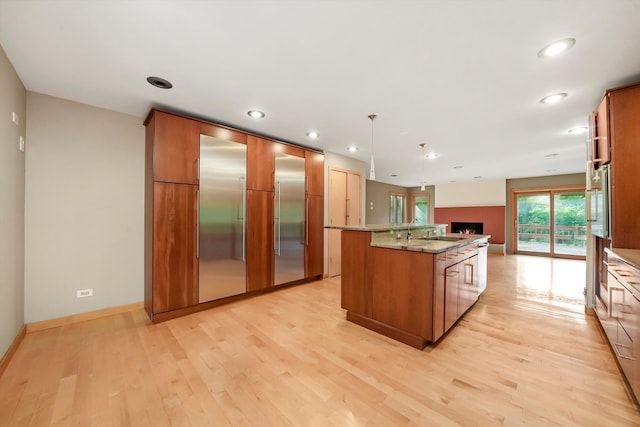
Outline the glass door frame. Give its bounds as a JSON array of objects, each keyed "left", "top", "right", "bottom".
[{"left": 511, "top": 185, "right": 586, "bottom": 260}]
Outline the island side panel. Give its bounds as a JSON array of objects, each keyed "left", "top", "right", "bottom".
[
  {"left": 341, "top": 230, "right": 373, "bottom": 317},
  {"left": 370, "top": 247, "right": 435, "bottom": 341}
]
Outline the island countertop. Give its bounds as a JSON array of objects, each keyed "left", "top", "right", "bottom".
[{"left": 371, "top": 234, "right": 491, "bottom": 253}]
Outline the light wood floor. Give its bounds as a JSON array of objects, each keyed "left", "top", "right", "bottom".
[{"left": 1, "top": 254, "right": 639, "bottom": 426}]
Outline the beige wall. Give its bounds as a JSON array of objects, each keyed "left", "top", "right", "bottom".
[
  {"left": 0, "top": 44, "right": 26, "bottom": 358},
  {"left": 505, "top": 173, "right": 586, "bottom": 252},
  {"left": 365, "top": 180, "right": 423, "bottom": 224},
  {"left": 25, "top": 93, "right": 145, "bottom": 323},
  {"left": 435, "top": 179, "right": 507, "bottom": 207}
]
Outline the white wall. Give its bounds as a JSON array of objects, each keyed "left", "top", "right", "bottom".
[
  {"left": 0, "top": 44, "right": 26, "bottom": 357},
  {"left": 435, "top": 179, "right": 506, "bottom": 207},
  {"left": 25, "top": 93, "right": 145, "bottom": 323}
]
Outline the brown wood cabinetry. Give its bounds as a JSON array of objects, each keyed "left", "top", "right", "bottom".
[
  {"left": 152, "top": 182, "right": 198, "bottom": 313},
  {"left": 145, "top": 108, "right": 324, "bottom": 321},
  {"left": 341, "top": 229, "right": 485, "bottom": 349},
  {"left": 147, "top": 111, "right": 199, "bottom": 185},
  {"left": 246, "top": 190, "right": 275, "bottom": 291},
  {"left": 601, "top": 249, "right": 640, "bottom": 402},
  {"left": 305, "top": 151, "right": 324, "bottom": 197},
  {"left": 305, "top": 194, "right": 324, "bottom": 278},
  {"left": 590, "top": 96, "right": 611, "bottom": 169},
  {"left": 247, "top": 136, "right": 275, "bottom": 191}
]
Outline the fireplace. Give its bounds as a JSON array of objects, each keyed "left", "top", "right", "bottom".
[{"left": 451, "top": 221, "right": 483, "bottom": 235}]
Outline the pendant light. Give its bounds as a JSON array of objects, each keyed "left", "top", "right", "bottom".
[
  {"left": 419, "top": 143, "right": 426, "bottom": 191},
  {"left": 368, "top": 114, "right": 377, "bottom": 180}
]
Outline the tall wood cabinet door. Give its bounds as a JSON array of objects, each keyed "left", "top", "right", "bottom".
[
  {"left": 432, "top": 253, "right": 447, "bottom": 341},
  {"left": 305, "top": 151, "right": 324, "bottom": 197},
  {"left": 247, "top": 136, "right": 275, "bottom": 191},
  {"left": 149, "top": 111, "right": 199, "bottom": 185},
  {"left": 152, "top": 182, "right": 198, "bottom": 314},
  {"left": 609, "top": 84, "right": 640, "bottom": 249},
  {"left": 305, "top": 194, "right": 324, "bottom": 278},
  {"left": 246, "top": 190, "right": 275, "bottom": 292}
]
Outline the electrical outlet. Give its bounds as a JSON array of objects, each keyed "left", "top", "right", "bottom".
[
  {"left": 19, "top": 136, "right": 25, "bottom": 152},
  {"left": 77, "top": 288, "right": 93, "bottom": 298},
  {"left": 12, "top": 112, "right": 19, "bottom": 125}
]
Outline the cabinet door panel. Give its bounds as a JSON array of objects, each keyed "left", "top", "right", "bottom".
[
  {"left": 305, "top": 195, "right": 324, "bottom": 278},
  {"left": 432, "top": 253, "right": 447, "bottom": 341},
  {"left": 247, "top": 136, "right": 275, "bottom": 191},
  {"left": 246, "top": 190, "right": 275, "bottom": 291},
  {"left": 595, "top": 95, "right": 610, "bottom": 167},
  {"left": 153, "top": 182, "right": 198, "bottom": 313},
  {"left": 305, "top": 151, "right": 324, "bottom": 196},
  {"left": 444, "top": 263, "right": 459, "bottom": 331},
  {"left": 151, "top": 111, "right": 199, "bottom": 184}
]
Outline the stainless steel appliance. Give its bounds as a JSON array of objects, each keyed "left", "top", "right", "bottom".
[
  {"left": 198, "top": 134, "right": 247, "bottom": 302},
  {"left": 588, "top": 164, "right": 611, "bottom": 238},
  {"left": 274, "top": 152, "right": 305, "bottom": 285}
]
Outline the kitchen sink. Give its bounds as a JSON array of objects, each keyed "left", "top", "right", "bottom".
[{"left": 419, "top": 236, "right": 467, "bottom": 242}]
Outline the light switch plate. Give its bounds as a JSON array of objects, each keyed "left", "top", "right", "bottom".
[
  {"left": 19, "top": 136, "right": 25, "bottom": 152},
  {"left": 12, "top": 112, "right": 19, "bottom": 125}
]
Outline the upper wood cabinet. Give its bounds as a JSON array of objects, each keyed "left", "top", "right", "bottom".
[
  {"left": 247, "top": 136, "right": 275, "bottom": 191},
  {"left": 608, "top": 83, "right": 640, "bottom": 249},
  {"left": 146, "top": 110, "right": 199, "bottom": 185},
  {"left": 590, "top": 95, "right": 611, "bottom": 168},
  {"left": 305, "top": 151, "right": 324, "bottom": 197}
]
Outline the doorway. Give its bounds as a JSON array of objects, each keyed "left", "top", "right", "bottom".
[{"left": 513, "top": 188, "right": 586, "bottom": 259}]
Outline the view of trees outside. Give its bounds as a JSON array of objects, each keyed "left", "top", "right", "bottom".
[
  {"left": 413, "top": 196, "right": 429, "bottom": 225},
  {"left": 516, "top": 192, "right": 586, "bottom": 256}
]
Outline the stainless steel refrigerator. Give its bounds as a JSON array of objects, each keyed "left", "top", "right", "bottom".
[
  {"left": 274, "top": 152, "right": 305, "bottom": 285},
  {"left": 198, "top": 134, "right": 247, "bottom": 302}
]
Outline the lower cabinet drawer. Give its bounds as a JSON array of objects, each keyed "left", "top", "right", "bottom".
[{"left": 614, "top": 321, "right": 635, "bottom": 383}]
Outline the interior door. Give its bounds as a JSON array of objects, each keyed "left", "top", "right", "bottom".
[{"left": 328, "top": 168, "right": 361, "bottom": 277}]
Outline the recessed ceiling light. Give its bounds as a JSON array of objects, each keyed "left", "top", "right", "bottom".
[
  {"left": 306, "top": 131, "right": 319, "bottom": 139},
  {"left": 538, "top": 38, "right": 576, "bottom": 58},
  {"left": 348, "top": 146, "right": 358, "bottom": 152},
  {"left": 545, "top": 153, "right": 559, "bottom": 158},
  {"left": 247, "top": 110, "right": 265, "bottom": 119},
  {"left": 399, "top": 131, "right": 409, "bottom": 136},
  {"left": 546, "top": 169, "right": 557, "bottom": 172},
  {"left": 146, "top": 76, "right": 173, "bottom": 89},
  {"left": 425, "top": 153, "right": 439, "bottom": 160},
  {"left": 453, "top": 165, "right": 463, "bottom": 169},
  {"left": 568, "top": 126, "right": 587, "bottom": 135},
  {"left": 449, "top": 180, "right": 457, "bottom": 183},
  {"left": 473, "top": 176, "right": 482, "bottom": 180},
  {"left": 540, "top": 93, "right": 567, "bottom": 104},
  {"left": 391, "top": 174, "right": 398, "bottom": 177}
]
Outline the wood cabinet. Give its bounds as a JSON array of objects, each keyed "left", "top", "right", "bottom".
[
  {"left": 601, "top": 249, "right": 640, "bottom": 402},
  {"left": 247, "top": 136, "right": 275, "bottom": 191},
  {"left": 145, "top": 108, "right": 324, "bottom": 321},
  {"left": 608, "top": 83, "right": 640, "bottom": 249},
  {"left": 152, "top": 182, "right": 198, "bottom": 313},
  {"left": 340, "top": 229, "right": 485, "bottom": 348},
  {"left": 590, "top": 96, "right": 611, "bottom": 169},
  {"left": 305, "top": 194, "right": 324, "bottom": 278},
  {"left": 246, "top": 190, "right": 275, "bottom": 291},
  {"left": 147, "top": 111, "right": 199, "bottom": 185},
  {"left": 305, "top": 151, "right": 324, "bottom": 197}
]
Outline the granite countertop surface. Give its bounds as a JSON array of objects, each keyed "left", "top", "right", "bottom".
[
  {"left": 325, "top": 223, "right": 447, "bottom": 231},
  {"left": 608, "top": 248, "right": 640, "bottom": 271},
  {"left": 371, "top": 234, "right": 491, "bottom": 254}
]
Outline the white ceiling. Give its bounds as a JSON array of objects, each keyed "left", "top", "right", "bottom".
[{"left": 1, "top": 0, "right": 639, "bottom": 187}]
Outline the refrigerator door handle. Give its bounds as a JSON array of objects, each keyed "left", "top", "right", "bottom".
[
  {"left": 276, "top": 181, "right": 281, "bottom": 256},
  {"left": 196, "top": 189, "right": 199, "bottom": 259},
  {"left": 240, "top": 177, "right": 246, "bottom": 262},
  {"left": 305, "top": 197, "right": 309, "bottom": 246}
]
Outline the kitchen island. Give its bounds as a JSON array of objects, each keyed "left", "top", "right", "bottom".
[{"left": 333, "top": 224, "right": 490, "bottom": 349}]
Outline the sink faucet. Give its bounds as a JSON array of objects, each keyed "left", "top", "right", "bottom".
[{"left": 407, "top": 218, "right": 415, "bottom": 241}]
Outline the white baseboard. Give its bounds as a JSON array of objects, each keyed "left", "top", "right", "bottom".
[{"left": 488, "top": 243, "right": 506, "bottom": 254}]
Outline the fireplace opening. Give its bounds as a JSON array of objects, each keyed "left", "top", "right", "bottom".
[{"left": 451, "top": 221, "right": 483, "bottom": 234}]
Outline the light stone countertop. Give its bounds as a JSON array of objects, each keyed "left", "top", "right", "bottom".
[
  {"left": 371, "top": 234, "right": 491, "bottom": 254},
  {"left": 609, "top": 248, "right": 640, "bottom": 271},
  {"left": 325, "top": 223, "right": 448, "bottom": 232}
]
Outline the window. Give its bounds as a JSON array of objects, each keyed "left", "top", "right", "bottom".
[
  {"left": 411, "top": 194, "right": 429, "bottom": 225},
  {"left": 390, "top": 193, "right": 406, "bottom": 224}
]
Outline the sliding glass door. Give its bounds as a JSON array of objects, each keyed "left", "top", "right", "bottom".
[{"left": 515, "top": 190, "right": 586, "bottom": 258}]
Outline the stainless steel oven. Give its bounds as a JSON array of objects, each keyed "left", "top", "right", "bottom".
[{"left": 587, "top": 164, "right": 611, "bottom": 238}]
